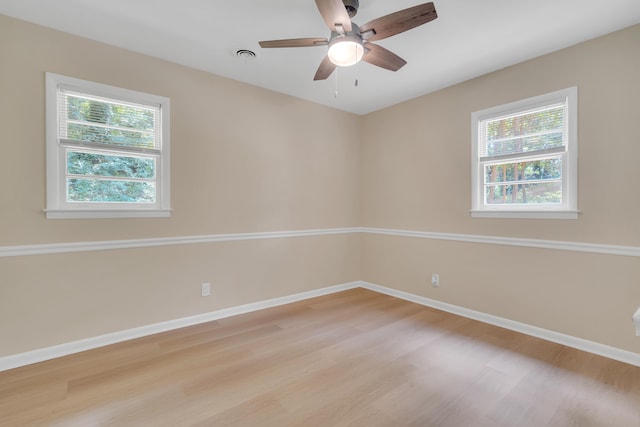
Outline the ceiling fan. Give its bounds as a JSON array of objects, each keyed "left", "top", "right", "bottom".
[{"left": 258, "top": 0, "right": 438, "bottom": 81}]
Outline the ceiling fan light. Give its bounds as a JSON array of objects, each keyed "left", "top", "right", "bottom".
[{"left": 328, "top": 36, "right": 364, "bottom": 67}]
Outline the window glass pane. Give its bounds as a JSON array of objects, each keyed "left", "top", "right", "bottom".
[
  {"left": 67, "top": 151, "right": 155, "bottom": 179},
  {"left": 67, "top": 179, "right": 156, "bottom": 203},
  {"left": 484, "top": 158, "right": 562, "bottom": 184},
  {"left": 65, "top": 95, "right": 157, "bottom": 149},
  {"left": 485, "top": 181, "right": 562, "bottom": 205},
  {"left": 484, "top": 104, "right": 565, "bottom": 157}
]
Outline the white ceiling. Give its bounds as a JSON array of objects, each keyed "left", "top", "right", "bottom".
[{"left": 1, "top": 0, "right": 639, "bottom": 115}]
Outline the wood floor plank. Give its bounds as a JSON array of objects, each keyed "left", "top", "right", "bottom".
[{"left": 1, "top": 288, "right": 639, "bottom": 426}]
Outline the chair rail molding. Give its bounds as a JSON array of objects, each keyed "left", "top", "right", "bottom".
[{"left": 1, "top": 227, "right": 639, "bottom": 258}]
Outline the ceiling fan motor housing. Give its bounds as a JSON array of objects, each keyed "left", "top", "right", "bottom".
[
  {"left": 330, "top": 22, "right": 361, "bottom": 41},
  {"left": 343, "top": 0, "right": 359, "bottom": 18}
]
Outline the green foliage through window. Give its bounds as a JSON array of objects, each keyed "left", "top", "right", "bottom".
[
  {"left": 67, "top": 179, "right": 156, "bottom": 203},
  {"left": 60, "top": 91, "right": 161, "bottom": 204},
  {"left": 67, "top": 152, "right": 155, "bottom": 179},
  {"left": 478, "top": 101, "right": 569, "bottom": 207}
]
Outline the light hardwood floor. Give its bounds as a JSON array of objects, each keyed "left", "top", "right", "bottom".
[{"left": 1, "top": 288, "right": 639, "bottom": 426}]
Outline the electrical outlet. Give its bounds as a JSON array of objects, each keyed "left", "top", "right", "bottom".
[
  {"left": 431, "top": 274, "right": 440, "bottom": 287},
  {"left": 201, "top": 282, "right": 211, "bottom": 297}
]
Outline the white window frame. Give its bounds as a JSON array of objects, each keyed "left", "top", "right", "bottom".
[
  {"left": 45, "top": 73, "right": 171, "bottom": 219},
  {"left": 471, "top": 87, "right": 578, "bottom": 219}
]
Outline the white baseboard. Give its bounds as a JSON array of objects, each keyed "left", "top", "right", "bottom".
[
  {"left": 0, "top": 281, "right": 360, "bottom": 372},
  {"left": 2, "top": 280, "right": 638, "bottom": 372},
  {"left": 359, "top": 281, "right": 640, "bottom": 368}
]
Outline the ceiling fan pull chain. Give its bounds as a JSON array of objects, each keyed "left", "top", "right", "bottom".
[
  {"left": 354, "top": 44, "right": 359, "bottom": 87},
  {"left": 334, "top": 66, "right": 339, "bottom": 98}
]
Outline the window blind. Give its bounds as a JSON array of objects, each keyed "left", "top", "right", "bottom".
[
  {"left": 57, "top": 88, "right": 161, "bottom": 153},
  {"left": 479, "top": 101, "right": 567, "bottom": 161}
]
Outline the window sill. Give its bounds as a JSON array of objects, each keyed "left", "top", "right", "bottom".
[
  {"left": 470, "top": 210, "right": 579, "bottom": 220},
  {"left": 45, "top": 209, "right": 172, "bottom": 219}
]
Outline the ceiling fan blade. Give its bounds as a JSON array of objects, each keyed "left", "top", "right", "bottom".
[
  {"left": 362, "top": 42, "right": 407, "bottom": 71},
  {"left": 360, "top": 2, "right": 437, "bottom": 42},
  {"left": 314, "top": 55, "right": 337, "bottom": 81},
  {"left": 315, "top": 0, "right": 352, "bottom": 33},
  {"left": 259, "top": 38, "right": 328, "bottom": 48}
]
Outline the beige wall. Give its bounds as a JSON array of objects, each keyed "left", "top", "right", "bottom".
[
  {"left": 1, "top": 13, "right": 638, "bottom": 359},
  {"left": 361, "top": 25, "right": 640, "bottom": 353},
  {"left": 0, "top": 15, "right": 361, "bottom": 357},
  {"left": 2, "top": 234, "right": 361, "bottom": 354},
  {"left": 0, "top": 16, "right": 361, "bottom": 245}
]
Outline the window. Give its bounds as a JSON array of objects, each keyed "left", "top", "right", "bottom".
[
  {"left": 471, "top": 87, "right": 578, "bottom": 219},
  {"left": 45, "top": 73, "right": 170, "bottom": 219}
]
